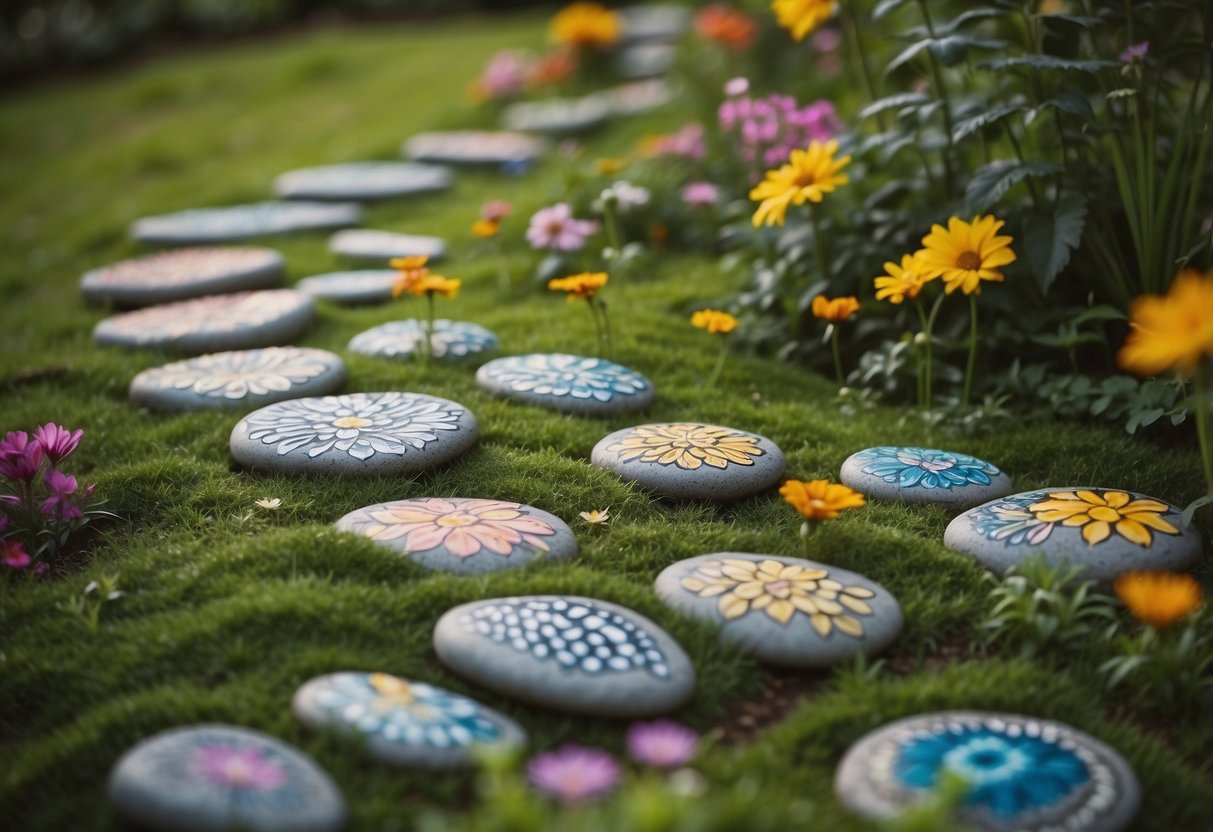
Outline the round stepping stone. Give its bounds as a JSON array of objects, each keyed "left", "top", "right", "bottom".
[
  {"left": 655, "top": 553, "right": 902, "bottom": 668},
  {"left": 619, "top": 4, "right": 692, "bottom": 43},
  {"left": 296, "top": 270, "right": 399, "bottom": 305},
  {"left": 840, "top": 446, "right": 1013, "bottom": 511},
  {"left": 434, "top": 596, "right": 695, "bottom": 718},
  {"left": 616, "top": 43, "right": 677, "bottom": 79},
  {"left": 93, "top": 290, "right": 314, "bottom": 354},
  {"left": 945, "top": 487, "right": 1201, "bottom": 582},
  {"left": 597, "top": 79, "right": 674, "bottom": 116},
  {"left": 329, "top": 229, "right": 447, "bottom": 263},
  {"left": 292, "top": 672, "right": 526, "bottom": 768},
  {"left": 130, "top": 347, "right": 346, "bottom": 412},
  {"left": 107, "top": 723, "right": 346, "bottom": 832},
  {"left": 402, "top": 130, "right": 546, "bottom": 167},
  {"left": 335, "top": 497, "right": 576, "bottom": 575},
  {"left": 592, "top": 422, "right": 785, "bottom": 501},
  {"left": 80, "top": 247, "right": 284, "bottom": 308},
  {"left": 350, "top": 319, "right": 498, "bottom": 362},
  {"left": 131, "top": 201, "right": 361, "bottom": 245},
  {"left": 230, "top": 391, "right": 478, "bottom": 476},
  {"left": 834, "top": 711, "right": 1140, "bottom": 832},
  {"left": 502, "top": 96, "right": 610, "bottom": 135},
  {"left": 274, "top": 161, "right": 453, "bottom": 202},
  {"left": 476, "top": 353, "right": 653, "bottom": 416}
]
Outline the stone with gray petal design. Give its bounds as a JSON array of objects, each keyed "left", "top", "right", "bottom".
[
  {"left": 274, "top": 161, "right": 453, "bottom": 202},
  {"left": 350, "top": 319, "right": 498, "bottom": 362},
  {"left": 402, "top": 131, "right": 546, "bottom": 167},
  {"left": 329, "top": 229, "right": 447, "bottom": 263},
  {"left": 840, "top": 446, "right": 1013, "bottom": 511},
  {"left": 502, "top": 96, "right": 610, "bottom": 136},
  {"left": 131, "top": 201, "right": 361, "bottom": 245},
  {"left": 80, "top": 247, "right": 284, "bottom": 308},
  {"left": 433, "top": 596, "right": 694, "bottom": 717},
  {"left": 295, "top": 270, "right": 400, "bottom": 305},
  {"left": 476, "top": 353, "right": 653, "bottom": 416}
]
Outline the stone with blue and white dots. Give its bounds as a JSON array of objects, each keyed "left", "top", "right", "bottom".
[
  {"left": 350, "top": 319, "right": 498, "bottom": 362},
  {"left": 433, "top": 596, "right": 695, "bottom": 717},
  {"left": 476, "top": 353, "right": 654, "bottom": 416},
  {"left": 840, "top": 446, "right": 1013, "bottom": 511}
]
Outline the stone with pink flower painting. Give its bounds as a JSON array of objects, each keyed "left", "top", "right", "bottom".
[{"left": 335, "top": 497, "right": 577, "bottom": 575}]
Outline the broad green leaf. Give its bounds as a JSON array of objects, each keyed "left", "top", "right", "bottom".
[
  {"left": 932, "top": 35, "right": 1006, "bottom": 66},
  {"left": 965, "top": 160, "right": 1063, "bottom": 212},
  {"left": 873, "top": 0, "right": 912, "bottom": 21},
  {"left": 937, "top": 8, "right": 1009, "bottom": 34},
  {"left": 952, "top": 104, "right": 1023, "bottom": 142},
  {"left": 885, "top": 39, "right": 934, "bottom": 75},
  {"left": 857, "top": 92, "right": 931, "bottom": 121},
  {"left": 981, "top": 55, "right": 1117, "bottom": 73},
  {"left": 1181, "top": 494, "right": 1213, "bottom": 528},
  {"left": 1023, "top": 193, "right": 1088, "bottom": 294}
]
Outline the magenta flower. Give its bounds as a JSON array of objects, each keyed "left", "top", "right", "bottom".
[
  {"left": 40, "top": 470, "right": 84, "bottom": 521},
  {"left": 33, "top": 423, "right": 83, "bottom": 465},
  {"left": 527, "top": 744, "right": 621, "bottom": 804},
  {"left": 191, "top": 745, "right": 288, "bottom": 791},
  {"left": 526, "top": 203, "right": 599, "bottom": 251},
  {"left": 2, "top": 539, "right": 31, "bottom": 570},
  {"left": 481, "top": 200, "right": 513, "bottom": 222},
  {"left": 0, "top": 431, "right": 44, "bottom": 482},
  {"left": 1120, "top": 41, "right": 1149, "bottom": 63},
  {"left": 625, "top": 720, "right": 699, "bottom": 768},
  {"left": 682, "top": 182, "right": 720, "bottom": 206}
]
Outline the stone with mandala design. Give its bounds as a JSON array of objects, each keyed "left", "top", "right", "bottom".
[
  {"left": 477, "top": 353, "right": 654, "bottom": 415},
  {"left": 292, "top": 672, "right": 526, "bottom": 768},
  {"left": 80, "top": 246, "right": 284, "bottom": 308},
  {"left": 591, "top": 422, "right": 785, "bottom": 500},
  {"left": 230, "top": 391, "right": 478, "bottom": 476},
  {"left": 945, "top": 487, "right": 1201, "bottom": 582},
  {"left": 840, "top": 446, "right": 1013, "bottom": 511},
  {"left": 335, "top": 497, "right": 576, "bottom": 575},
  {"left": 107, "top": 724, "right": 346, "bottom": 832},
  {"left": 131, "top": 200, "right": 361, "bottom": 245},
  {"left": 654, "top": 553, "right": 903, "bottom": 668},
  {"left": 835, "top": 711, "right": 1141, "bottom": 832},
  {"left": 351, "top": 320, "right": 499, "bottom": 361},
  {"left": 433, "top": 596, "right": 695, "bottom": 717}
]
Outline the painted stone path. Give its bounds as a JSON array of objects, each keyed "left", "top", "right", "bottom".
[
  {"left": 295, "top": 270, "right": 400, "bottom": 305},
  {"left": 840, "top": 446, "right": 1013, "bottom": 511},
  {"left": 80, "top": 247, "right": 284, "bottom": 307},
  {"left": 502, "top": 97, "right": 610, "bottom": 135},
  {"left": 477, "top": 353, "right": 653, "bottom": 415},
  {"left": 350, "top": 320, "right": 499, "bottom": 361},
  {"left": 402, "top": 130, "right": 546, "bottom": 167},
  {"left": 131, "top": 201, "right": 361, "bottom": 245},
  {"left": 329, "top": 229, "right": 447, "bottom": 263},
  {"left": 274, "top": 161, "right": 453, "bottom": 202}
]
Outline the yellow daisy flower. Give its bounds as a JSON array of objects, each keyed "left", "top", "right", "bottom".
[
  {"left": 749, "top": 140, "right": 851, "bottom": 227},
  {"left": 1115, "top": 571, "right": 1203, "bottom": 630},
  {"left": 551, "top": 2, "right": 621, "bottom": 49},
  {"left": 607, "top": 424, "right": 764, "bottom": 470},
  {"left": 691, "top": 309, "right": 738, "bottom": 334},
  {"left": 1028, "top": 489, "right": 1180, "bottom": 548},
  {"left": 780, "top": 479, "right": 865, "bottom": 521},
  {"left": 917, "top": 215, "right": 1017, "bottom": 295},
  {"left": 1118, "top": 269, "right": 1213, "bottom": 376},
  {"left": 771, "top": 0, "right": 838, "bottom": 42},
  {"left": 548, "top": 272, "right": 608, "bottom": 302},
  {"left": 874, "top": 254, "right": 934, "bottom": 304}
]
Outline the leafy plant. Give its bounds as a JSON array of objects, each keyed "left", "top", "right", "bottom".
[
  {"left": 1100, "top": 612, "right": 1213, "bottom": 713},
  {"left": 56, "top": 574, "right": 125, "bottom": 635}
]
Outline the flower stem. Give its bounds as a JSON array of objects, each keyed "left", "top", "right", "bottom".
[
  {"left": 423, "top": 293, "right": 435, "bottom": 366},
  {"left": 831, "top": 326, "right": 844, "bottom": 387},
  {"left": 587, "top": 298, "right": 603, "bottom": 351},
  {"left": 914, "top": 299, "right": 929, "bottom": 408},
  {"left": 840, "top": 1, "right": 883, "bottom": 128},
  {"left": 963, "top": 293, "right": 978, "bottom": 406},
  {"left": 603, "top": 201, "right": 624, "bottom": 284},
  {"left": 598, "top": 298, "right": 614, "bottom": 357},
  {"left": 1193, "top": 367, "right": 1213, "bottom": 494},
  {"left": 800, "top": 521, "right": 816, "bottom": 558},
  {"left": 706, "top": 337, "right": 728, "bottom": 388},
  {"left": 808, "top": 205, "right": 830, "bottom": 284},
  {"left": 923, "top": 294, "right": 945, "bottom": 409},
  {"left": 914, "top": 0, "right": 957, "bottom": 194},
  {"left": 495, "top": 240, "right": 511, "bottom": 292}
]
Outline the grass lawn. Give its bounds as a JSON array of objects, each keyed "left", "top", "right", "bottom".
[{"left": 1, "top": 9, "right": 1210, "bottom": 830}]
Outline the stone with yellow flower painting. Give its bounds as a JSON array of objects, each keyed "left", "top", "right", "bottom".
[
  {"left": 945, "top": 487, "right": 1202, "bottom": 582},
  {"left": 591, "top": 422, "right": 785, "bottom": 500},
  {"left": 655, "top": 553, "right": 903, "bottom": 668}
]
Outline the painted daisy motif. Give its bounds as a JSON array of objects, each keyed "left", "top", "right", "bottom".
[
  {"left": 855, "top": 446, "right": 1000, "bottom": 490},
  {"left": 99, "top": 290, "right": 306, "bottom": 341},
  {"left": 1028, "top": 489, "right": 1179, "bottom": 548},
  {"left": 147, "top": 348, "right": 332, "bottom": 400},
  {"left": 359, "top": 498, "right": 556, "bottom": 558},
  {"left": 488, "top": 354, "right": 649, "bottom": 401},
  {"left": 607, "top": 423, "right": 764, "bottom": 470},
  {"left": 349, "top": 319, "right": 498, "bottom": 360}
]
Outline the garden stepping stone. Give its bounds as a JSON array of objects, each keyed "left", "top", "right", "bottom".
[
  {"left": 618, "top": 4, "right": 691, "bottom": 44},
  {"left": 129, "top": 347, "right": 346, "bottom": 412},
  {"left": 131, "top": 201, "right": 361, "bottom": 245},
  {"left": 230, "top": 391, "right": 477, "bottom": 476},
  {"left": 335, "top": 498, "right": 576, "bottom": 575},
  {"left": 592, "top": 422, "right": 785, "bottom": 500},
  {"left": 402, "top": 130, "right": 546, "bottom": 167},
  {"left": 93, "top": 290, "right": 314, "bottom": 354},
  {"left": 654, "top": 553, "right": 902, "bottom": 668},
  {"left": 292, "top": 672, "right": 526, "bottom": 768},
  {"left": 433, "top": 596, "right": 695, "bottom": 718},
  {"left": 296, "top": 270, "right": 399, "bottom": 305},
  {"left": 107, "top": 723, "right": 346, "bottom": 832},
  {"left": 834, "top": 711, "right": 1140, "bottom": 832},
  {"left": 349, "top": 319, "right": 499, "bottom": 361},
  {"left": 502, "top": 96, "right": 610, "bottom": 135},
  {"left": 616, "top": 43, "right": 677, "bottom": 79},
  {"left": 476, "top": 353, "right": 653, "bottom": 416},
  {"left": 840, "top": 446, "right": 1013, "bottom": 511},
  {"left": 329, "top": 229, "right": 447, "bottom": 263},
  {"left": 80, "top": 247, "right": 284, "bottom": 307},
  {"left": 596, "top": 79, "right": 674, "bottom": 116},
  {"left": 274, "top": 161, "right": 453, "bottom": 202}
]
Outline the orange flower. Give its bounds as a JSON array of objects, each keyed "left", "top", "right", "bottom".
[
  {"left": 691, "top": 309, "right": 738, "bottom": 334},
  {"left": 551, "top": 3, "right": 621, "bottom": 49},
  {"left": 391, "top": 256, "right": 431, "bottom": 298},
  {"left": 811, "top": 295, "right": 860, "bottom": 322},
  {"left": 531, "top": 49, "right": 578, "bottom": 87},
  {"left": 472, "top": 218, "right": 500, "bottom": 239},
  {"left": 548, "top": 272, "right": 608, "bottom": 302},
  {"left": 695, "top": 4, "right": 758, "bottom": 50},
  {"left": 1118, "top": 269, "right": 1213, "bottom": 377},
  {"left": 780, "top": 479, "right": 865, "bottom": 521},
  {"left": 1115, "top": 571, "right": 1203, "bottom": 629}
]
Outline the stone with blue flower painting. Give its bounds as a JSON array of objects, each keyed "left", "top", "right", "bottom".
[
  {"left": 292, "top": 672, "right": 526, "bottom": 768},
  {"left": 834, "top": 711, "right": 1140, "bottom": 831},
  {"left": 944, "top": 487, "right": 1202, "bottom": 582},
  {"left": 274, "top": 161, "right": 453, "bottom": 202},
  {"left": 131, "top": 201, "right": 361, "bottom": 246},
  {"left": 107, "top": 723, "right": 346, "bottom": 832},
  {"left": 295, "top": 270, "right": 400, "bottom": 305},
  {"left": 840, "top": 446, "right": 1013, "bottom": 511},
  {"left": 350, "top": 319, "right": 499, "bottom": 362},
  {"left": 329, "top": 229, "right": 447, "bottom": 264},
  {"left": 433, "top": 596, "right": 695, "bottom": 717},
  {"left": 476, "top": 353, "right": 654, "bottom": 416}
]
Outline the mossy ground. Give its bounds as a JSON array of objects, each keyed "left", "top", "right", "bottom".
[{"left": 0, "top": 11, "right": 1210, "bottom": 831}]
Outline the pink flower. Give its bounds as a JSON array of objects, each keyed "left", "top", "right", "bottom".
[
  {"left": 527, "top": 745, "right": 621, "bottom": 804},
  {"left": 481, "top": 200, "right": 513, "bottom": 222},
  {"left": 526, "top": 203, "right": 599, "bottom": 251},
  {"left": 191, "top": 745, "right": 288, "bottom": 791},
  {"left": 33, "top": 561, "right": 48, "bottom": 577},
  {"left": 682, "top": 182, "right": 720, "bottom": 206},
  {"left": 40, "top": 470, "right": 83, "bottom": 521},
  {"left": 811, "top": 27, "right": 842, "bottom": 53},
  {"left": 478, "top": 50, "right": 533, "bottom": 99},
  {"left": 0, "top": 431, "right": 44, "bottom": 482},
  {"left": 364, "top": 498, "right": 556, "bottom": 558},
  {"left": 625, "top": 720, "right": 699, "bottom": 768},
  {"left": 33, "top": 423, "right": 83, "bottom": 465},
  {"left": 1120, "top": 41, "right": 1149, "bottom": 63},
  {"left": 649, "top": 122, "right": 706, "bottom": 160},
  {"left": 2, "top": 539, "right": 31, "bottom": 570},
  {"left": 724, "top": 76, "right": 750, "bottom": 96}
]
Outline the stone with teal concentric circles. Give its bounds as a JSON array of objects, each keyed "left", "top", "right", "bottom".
[
  {"left": 840, "top": 446, "right": 1013, "bottom": 511},
  {"left": 350, "top": 319, "right": 498, "bottom": 362},
  {"left": 476, "top": 353, "right": 653, "bottom": 416}
]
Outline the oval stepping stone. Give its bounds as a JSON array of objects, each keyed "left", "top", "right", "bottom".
[
  {"left": 402, "top": 130, "right": 546, "bottom": 167},
  {"left": 502, "top": 96, "right": 610, "bottom": 135},
  {"left": 835, "top": 711, "right": 1140, "bottom": 832},
  {"left": 616, "top": 43, "right": 677, "bottom": 79},
  {"left": 592, "top": 422, "right": 785, "bottom": 500},
  {"left": 107, "top": 723, "right": 346, "bottom": 832},
  {"left": 433, "top": 596, "right": 695, "bottom": 718},
  {"left": 944, "top": 487, "right": 1201, "bottom": 582},
  {"left": 840, "top": 446, "right": 1013, "bottom": 511},
  {"left": 335, "top": 497, "right": 576, "bottom": 575},
  {"left": 274, "top": 161, "right": 453, "bottom": 202},
  {"left": 131, "top": 201, "right": 361, "bottom": 245},
  {"left": 619, "top": 4, "right": 692, "bottom": 43},
  {"left": 329, "top": 229, "right": 446, "bottom": 263},
  {"left": 93, "top": 290, "right": 314, "bottom": 354},
  {"left": 293, "top": 672, "right": 526, "bottom": 768},
  {"left": 655, "top": 553, "right": 902, "bottom": 668},
  {"left": 476, "top": 353, "right": 653, "bottom": 416},
  {"left": 296, "top": 270, "right": 399, "bottom": 305},
  {"left": 350, "top": 319, "right": 498, "bottom": 362},
  {"left": 80, "top": 247, "right": 284, "bottom": 308},
  {"left": 230, "top": 391, "right": 477, "bottom": 476},
  {"left": 597, "top": 79, "right": 674, "bottom": 116},
  {"left": 130, "top": 347, "right": 345, "bottom": 412}
]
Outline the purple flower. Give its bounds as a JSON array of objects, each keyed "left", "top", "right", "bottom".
[
  {"left": 40, "top": 470, "right": 83, "bottom": 521},
  {"left": 527, "top": 744, "right": 621, "bottom": 804},
  {"left": 2, "top": 539, "right": 31, "bottom": 570},
  {"left": 724, "top": 76, "right": 750, "bottom": 97},
  {"left": 625, "top": 720, "right": 699, "bottom": 768},
  {"left": 682, "top": 182, "right": 720, "bottom": 206},
  {"left": 33, "top": 561, "right": 48, "bottom": 577},
  {"left": 191, "top": 745, "right": 288, "bottom": 791},
  {"left": 33, "top": 423, "right": 83, "bottom": 465},
  {"left": 1120, "top": 41, "right": 1149, "bottom": 63},
  {"left": 526, "top": 203, "right": 599, "bottom": 251},
  {"left": 0, "top": 431, "right": 44, "bottom": 482}
]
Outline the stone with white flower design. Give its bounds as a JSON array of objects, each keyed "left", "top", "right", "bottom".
[
  {"left": 295, "top": 270, "right": 400, "bottom": 305},
  {"left": 350, "top": 320, "right": 499, "bottom": 361},
  {"left": 402, "top": 130, "right": 546, "bottom": 167},
  {"left": 230, "top": 391, "right": 478, "bottom": 476},
  {"left": 93, "top": 290, "right": 315, "bottom": 354},
  {"left": 131, "top": 201, "right": 361, "bottom": 245},
  {"left": 502, "top": 96, "right": 610, "bottom": 135},
  {"left": 654, "top": 553, "right": 902, "bottom": 668},
  {"left": 945, "top": 487, "right": 1202, "bottom": 582},
  {"left": 335, "top": 497, "right": 576, "bottom": 575},
  {"left": 433, "top": 596, "right": 694, "bottom": 718},
  {"left": 591, "top": 422, "right": 785, "bottom": 501},
  {"left": 477, "top": 353, "right": 653, "bottom": 416},
  {"left": 834, "top": 711, "right": 1140, "bottom": 832},
  {"left": 292, "top": 672, "right": 526, "bottom": 768},
  {"left": 107, "top": 723, "right": 346, "bottom": 832},
  {"left": 274, "top": 161, "right": 453, "bottom": 202},
  {"left": 329, "top": 229, "right": 447, "bottom": 263},
  {"left": 80, "top": 247, "right": 284, "bottom": 308},
  {"left": 130, "top": 347, "right": 346, "bottom": 412},
  {"left": 840, "top": 446, "right": 1013, "bottom": 511}
]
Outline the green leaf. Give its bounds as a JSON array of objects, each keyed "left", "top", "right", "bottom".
[
  {"left": 981, "top": 55, "right": 1117, "bottom": 73},
  {"left": 965, "top": 160, "right": 1063, "bottom": 212},
  {"left": 932, "top": 35, "right": 1006, "bottom": 67},
  {"left": 857, "top": 92, "right": 931, "bottom": 121},
  {"left": 937, "top": 8, "right": 1009, "bottom": 34},
  {"left": 952, "top": 104, "right": 1023, "bottom": 143},
  {"left": 885, "top": 39, "right": 934, "bottom": 75},
  {"left": 1181, "top": 494, "right": 1213, "bottom": 529},
  {"left": 873, "top": 0, "right": 912, "bottom": 21},
  {"left": 1023, "top": 193, "right": 1088, "bottom": 294}
]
